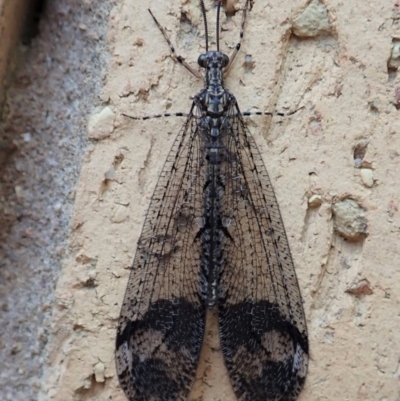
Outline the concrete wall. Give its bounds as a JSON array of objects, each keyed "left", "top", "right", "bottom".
[{"left": 0, "top": 0, "right": 31, "bottom": 104}]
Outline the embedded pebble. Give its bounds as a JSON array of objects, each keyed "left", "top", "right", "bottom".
[
  {"left": 308, "top": 194, "right": 322, "bottom": 208},
  {"left": 353, "top": 139, "right": 368, "bottom": 167},
  {"left": 53, "top": 202, "right": 62, "bottom": 212},
  {"left": 388, "top": 40, "right": 400, "bottom": 70},
  {"left": 14, "top": 185, "right": 24, "bottom": 200},
  {"left": 346, "top": 279, "right": 373, "bottom": 296},
  {"left": 87, "top": 106, "right": 115, "bottom": 140},
  {"left": 292, "top": 0, "right": 331, "bottom": 38},
  {"left": 94, "top": 362, "right": 105, "bottom": 383},
  {"left": 111, "top": 205, "right": 129, "bottom": 223},
  {"left": 22, "top": 132, "right": 31, "bottom": 142},
  {"left": 360, "top": 168, "right": 374, "bottom": 188},
  {"left": 82, "top": 377, "right": 92, "bottom": 390},
  {"left": 332, "top": 199, "right": 368, "bottom": 241},
  {"left": 354, "top": 158, "right": 363, "bottom": 168}
]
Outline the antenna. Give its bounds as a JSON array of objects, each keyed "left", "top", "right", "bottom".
[
  {"left": 199, "top": 0, "right": 209, "bottom": 52},
  {"left": 216, "top": 0, "right": 221, "bottom": 51}
]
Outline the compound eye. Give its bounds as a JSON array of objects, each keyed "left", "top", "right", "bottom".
[
  {"left": 222, "top": 54, "right": 229, "bottom": 67},
  {"left": 198, "top": 54, "right": 207, "bottom": 68}
]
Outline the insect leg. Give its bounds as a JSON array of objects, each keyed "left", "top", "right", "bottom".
[
  {"left": 148, "top": 9, "right": 202, "bottom": 79},
  {"left": 224, "top": 0, "right": 252, "bottom": 73},
  {"left": 122, "top": 112, "right": 189, "bottom": 121},
  {"left": 241, "top": 106, "right": 305, "bottom": 118}
]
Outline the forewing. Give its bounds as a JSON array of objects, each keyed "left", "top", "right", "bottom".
[
  {"left": 218, "top": 108, "right": 309, "bottom": 401},
  {"left": 116, "top": 114, "right": 206, "bottom": 401}
]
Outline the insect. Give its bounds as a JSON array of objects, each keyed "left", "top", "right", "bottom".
[{"left": 115, "top": 1, "right": 309, "bottom": 401}]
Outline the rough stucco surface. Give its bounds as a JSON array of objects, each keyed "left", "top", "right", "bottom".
[{"left": 2, "top": 0, "right": 400, "bottom": 400}]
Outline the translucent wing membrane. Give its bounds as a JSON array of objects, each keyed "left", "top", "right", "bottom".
[
  {"left": 116, "top": 113, "right": 208, "bottom": 401},
  {"left": 217, "top": 104, "right": 308, "bottom": 401},
  {"left": 116, "top": 98, "right": 308, "bottom": 401},
  {"left": 116, "top": 1, "right": 308, "bottom": 400}
]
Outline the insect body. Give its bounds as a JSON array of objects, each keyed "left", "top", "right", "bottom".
[{"left": 115, "top": 1, "right": 308, "bottom": 401}]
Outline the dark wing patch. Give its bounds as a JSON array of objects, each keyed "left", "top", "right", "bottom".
[
  {"left": 218, "top": 107, "right": 308, "bottom": 401},
  {"left": 115, "top": 114, "right": 207, "bottom": 401},
  {"left": 116, "top": 299, "right": 204, "bottom": 401},
  {"left": 219, "top": 301, "right": 308, "bottom": 400}
]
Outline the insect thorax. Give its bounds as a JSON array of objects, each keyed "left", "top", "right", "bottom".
[{"left": 197, "top": 50, "right": 233, "bottom": 119}]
